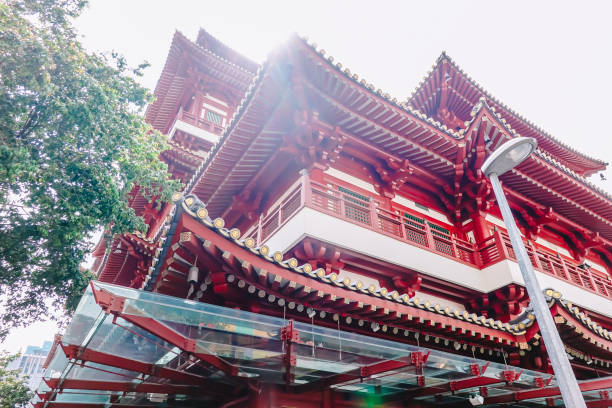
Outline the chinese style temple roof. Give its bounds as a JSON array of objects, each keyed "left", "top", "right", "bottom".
[
  {"left": 408, "top": 52, "right": 607, "bottom": 177},
  {"left": 513, "top": 290, "right": 612, "bottom": 363},
  {"left": 183, "top": 34, "right": 612, "bottom": 244},
  {"left": 145, "top": 30, "right": 256, "bottom": 133},
  {"left": 195, "top": 28, "right": 259, "bottom": 73},
  {"left": 146, "top": 196, "right": 520, "bottom": 341},
  {"left": 34, "top": 281, "right": 612, "bottom": 408},
  {"left": 463, "top": 99, "right": 612, "bottom": 241},
  {"left": 130, "top": 194, "right": 612, "bottom": 366}
]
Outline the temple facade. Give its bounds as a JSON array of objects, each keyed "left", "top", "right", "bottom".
[{"left": 37, "top": 30, "right": 612, "bottom": 408}]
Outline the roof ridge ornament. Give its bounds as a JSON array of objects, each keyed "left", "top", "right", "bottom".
[
  {"left": 436, "top": 50, "right": 450, "bottom": 64},
  {"left": 471, "top": 97, "right": 489, "bottom": 117}
]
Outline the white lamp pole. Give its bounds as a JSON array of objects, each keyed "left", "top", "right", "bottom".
[{"left": 482, "top": 137, "right": 586, "bottom": 408}]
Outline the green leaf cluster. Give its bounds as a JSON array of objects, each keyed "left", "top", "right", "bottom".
[
  {"left": 0, "top": 353, "right": 32, "bottom": 408},
  {"left": 0, "top": 0, "right": 181, "bottom": 338}
]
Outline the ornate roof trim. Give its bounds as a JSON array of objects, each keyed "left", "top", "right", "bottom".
[
  {"left": 465, "top": 98, "right": 612, "bottom": 207},
  {"left": 298, "top": 36, "right": 463, "bottom": 141},
  {"left": 408, "top": 51, "right": 607, "bottom": 171},
  {"left": 514, "top": 289, "right": 612, "bottom": 345},
  {"left": 172, "top": 194, "right": 522, "bottom": 338},
  {"left": 138, "top": 193, "right": 612, "bottom": 357},
  {"left": 195, "top": 28, "right": 259, "bottom": 74},
  {"left": 145, "top": 30, "right": 255, "bottom": 132},
  {"left": 183, "top": 62, "right": 267, "bottom": 197}
]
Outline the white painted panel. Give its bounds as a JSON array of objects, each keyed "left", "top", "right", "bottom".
[
  {"left": 323, "top": 168, "right": 377, "bottom": 194},
  {"left": 535, "top": 237, "right": 571, "bottom": 258},
  {"left": 466, "top": 231, "right": 475, "bottom": 243},
  {"left": 201, "top": 103, "right": 227, "bottom": 116},
  {"left": 205, "top": 93, "right": 228, "bottom": 107},
  {"left": 485, "top": 214, "right": 506, "bottom": 229},
  {"left": 264, "top": 208, "right": 490, "bottom": 291},
  {"left": 170, "top": 120, "right": 219, "bottom": 145},
  {"left": 587, "top": 261, "right": 607, "bottom": 274},
  {"left": 482, "top": 260, "right": 612, "bottom": 318},
  {"left": 486, "top": 214, "right": 524, "bottom": 237}
]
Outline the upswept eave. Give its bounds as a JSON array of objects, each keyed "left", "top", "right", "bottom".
[
  {"left": 464, "top": 98, "right": 612, "bottom": 203},
  {"left": 462, "top": 99, "right": 612, "bottom": 243},
  {"left": 184, "top": 35, "right": 474, "bottom": 216},
  {"left": 183, "top": 34, "right": 612, "bottom": 242},
  {"left": 408, "top": 51, "right": 607, "bottom": 176},
  {"left": 145, "top": 30, "right": 256, "bottom": 133},
  {"left": 195, "top": 28, "right": 259, "bottom": 73},
  {"left": 139, "top": 193, "right": 612, "bottom": 362}
]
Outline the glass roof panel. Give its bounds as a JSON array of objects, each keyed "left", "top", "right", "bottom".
[{"left": 38, "top": 281, "right": 611, "bottom": 407}]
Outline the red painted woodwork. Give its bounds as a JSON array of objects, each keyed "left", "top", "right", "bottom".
[
  {"left": 43, "top": 378, "right": 200, "bottom": 395},
  {"left": 60, "top": 343, "right": 207, "bottom": 385},
  {"left": 243, "top": 174, "right": 612, "bottom": 303},
  {"left": 408, "top": 53, "right": 606, "bottom": 177}
]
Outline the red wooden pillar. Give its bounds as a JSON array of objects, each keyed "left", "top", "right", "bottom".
[
  {"left": 281, "top": 321, "right": 298, "bottom": 388},
  {"left": 191, "top": 92, "right": 202, "bottom": 117},
  {"left": 472, "top": 212, "right": 492, "bottom": 244}
]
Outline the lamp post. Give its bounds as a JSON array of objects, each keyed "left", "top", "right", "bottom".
[{"left": 481, "top": 137, "right": 586, "bottom": 408}]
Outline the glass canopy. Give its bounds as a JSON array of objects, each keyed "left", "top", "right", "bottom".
[{"left": 35, "top": 281, "right": 611, "bottom": 407}]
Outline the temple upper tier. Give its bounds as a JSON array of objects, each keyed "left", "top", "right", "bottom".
[{"left": 408, "top": 51, "right": 607, "bottom": 177}]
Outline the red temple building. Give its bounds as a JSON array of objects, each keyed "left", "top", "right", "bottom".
[{"left": 37, "top": 29, "right": 612, "bottom": 407}]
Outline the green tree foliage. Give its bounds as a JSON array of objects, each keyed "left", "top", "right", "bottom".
[
  {"left": 0, "top": 353, "right": 32, "bottom": 408},
  {"left": 0, "top": 0, "right": 181, "bottom": 338}
]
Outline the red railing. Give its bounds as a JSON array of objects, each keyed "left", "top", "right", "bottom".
[
  {"left": 172, "top": 107, "right": 224, "bottom": 136},
  {"left": 486, "top": 229, "right": 612, "bottom": 299},
  {"left": 307, "top": 180, "right": 479, "bottom": 267},
  {"left": 245, "top": 175, "right": 612, "bottom": 300}
]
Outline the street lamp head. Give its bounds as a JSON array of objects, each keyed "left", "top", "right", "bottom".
[{"left": 481, "top": 137, "right": 537, "bottom": 177}]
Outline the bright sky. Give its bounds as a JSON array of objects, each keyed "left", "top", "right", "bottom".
[{"left": 2, "top": 0, "right": 611, "bottom": 353}]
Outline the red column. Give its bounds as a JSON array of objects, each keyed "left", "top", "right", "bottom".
[{"left": 472, "top": 212, "right": 491, "bottom": 244}]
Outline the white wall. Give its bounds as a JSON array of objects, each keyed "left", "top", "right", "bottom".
[
  {"left": 265, "top": 208, "right": 491, "bottom": 291},
  {"left": 535, "top": 236, "right": 572, "bottom": 258},
  {"left": 392, "top": 195, "right": 450, "bottom": 224},
  {"left": 323, "top": 167, "right": 378, "bottom": 194},
  {"left": 487, "top": 215, "right": 606, "bottom": 273},
  {"left": 205, "top": 93, "right": 228, "bottom": 107}
]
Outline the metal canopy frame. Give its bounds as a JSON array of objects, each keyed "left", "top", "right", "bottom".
[{"left": 35, "top": 282, "right": 612, "bottom": 408}]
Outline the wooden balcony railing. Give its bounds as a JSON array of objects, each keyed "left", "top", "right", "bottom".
[
  {"left": 172, "top": 107, "right": 224, "bottom": 136},
  {"left": 243, "top": 175, "right": 612, "bottom": 300}
]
